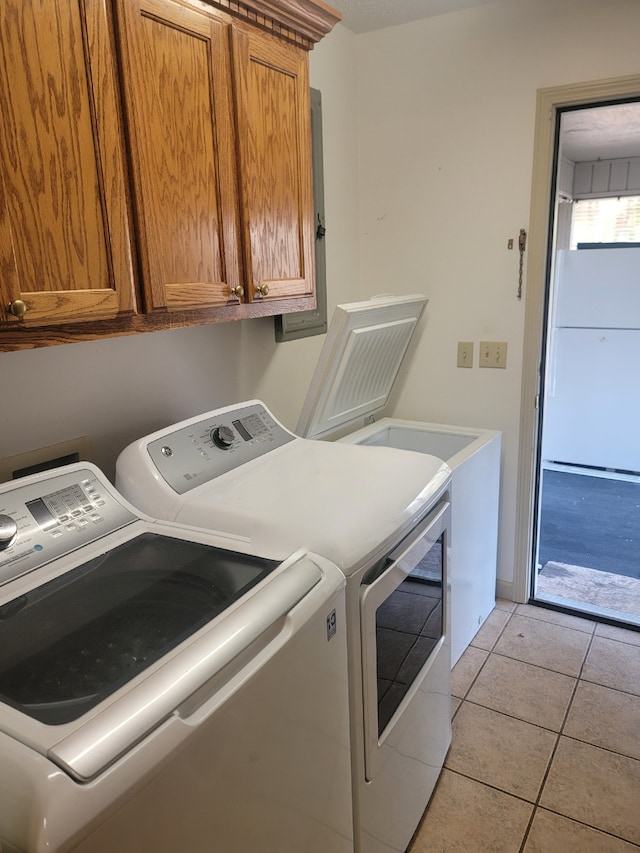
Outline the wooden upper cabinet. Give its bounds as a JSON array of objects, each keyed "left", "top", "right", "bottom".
[
  {"left": 114, "top": 0, "right": 243, "bottom": 312},
  {"left": 231, "top": 25, "right": 315, "bottom": 308},
  {"left": 0, "top": 0, "right": 341, "bottom": 347},
  {"left": 0, "top": 0, "right": 137, "bottom": 327}
]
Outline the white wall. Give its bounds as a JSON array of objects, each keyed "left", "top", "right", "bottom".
[
  {"left": 352, "top": 0, "right": 640, "bottom": 589},
  {"left": 1, "top": 323, "right": 244, "bottom": 479}
]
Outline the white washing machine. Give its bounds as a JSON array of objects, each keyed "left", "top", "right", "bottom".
[
  {"left": 0, "top": 463, "right": 353, "bottom": 853},
  {"left": 116, "top": 402, "right": 453, "bottom": 853},
  {"left": 296, "top": 294, "right": 502, "bottom": 665}
]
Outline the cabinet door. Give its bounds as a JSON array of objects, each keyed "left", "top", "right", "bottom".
[
  {"left": 231, "top": 26, "right": 315, "bottom": 308},
  {"left": 115, "top": 0, "right": 242, "bottom": 312},
  {"left": 0, "top": 0, "right": 137, "bottom": 327}
]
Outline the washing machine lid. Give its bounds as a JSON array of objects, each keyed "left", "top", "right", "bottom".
[
  {"left": 171, "top": 439, "right": 450, "bottom": 576},
  {"left": 0, "top": 462, "right": 322, "bottom": 782},
  {"left": 0, "top": 520, "right": 322, "bottom": 782},
  {"left": 0, "top": 532, "right": 281, "bottom": 724},
  {"left": 296, "top": 293, "right": 427, "bottom": 440},
  {"left": 115, "top": 401, "right": 450, "bottom": 575}
]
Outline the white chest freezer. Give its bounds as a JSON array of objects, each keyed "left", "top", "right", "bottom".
[{"left": 296, "top": 294, "right": 501, "bottom": 666}]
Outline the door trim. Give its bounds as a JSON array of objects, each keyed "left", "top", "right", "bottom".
[{"left": 514, "top": 74, "right": 640, "bottom": 604}]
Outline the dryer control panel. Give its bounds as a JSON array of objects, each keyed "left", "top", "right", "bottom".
[
  {"left": 0, "top": 468, "right": 136, "bottom": 587},
  {"left": 146, "top": 402, "right": 295, "bottom": 494}
]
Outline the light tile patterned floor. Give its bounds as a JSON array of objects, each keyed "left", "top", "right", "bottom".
[{"left": 409, "top": 600, "right": 640, "bottom": 852}]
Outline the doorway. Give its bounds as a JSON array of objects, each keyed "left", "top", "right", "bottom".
[
  {"left": 535, "top": 110, "right": 640, "bottom": 625},
  {"left": 515, "top": 77, "right": 640, "bottom": 629}
]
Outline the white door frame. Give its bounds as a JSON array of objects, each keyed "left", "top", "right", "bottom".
[{"left": 513, "top": 74, "right": 640, "bottom": 604}]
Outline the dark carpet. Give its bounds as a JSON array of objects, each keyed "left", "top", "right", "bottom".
[{"left": 538, "top": 469, "right": 640, "bottom": 579}]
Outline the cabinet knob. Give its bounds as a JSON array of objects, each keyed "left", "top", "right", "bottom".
[
  {"left": 230, "top": 285, "right": 244, "bottom": 300},
  {"left": 255, "top": 284, "right": 269, "bottom": 297},
  {"left": 8, "top": 299, "right": 28, "bottom": 318}
]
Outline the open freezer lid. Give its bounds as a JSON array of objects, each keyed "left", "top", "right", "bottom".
[{"left": 296, "top": 293, "right": 428, "bottom": 440}]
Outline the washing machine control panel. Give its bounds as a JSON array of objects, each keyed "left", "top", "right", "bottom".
[
  {"left": 147, "top": 402, "right": 295, "bottom": 494},
  {"left": 0, "top": 468, "right": 136, "bottom": 587}
]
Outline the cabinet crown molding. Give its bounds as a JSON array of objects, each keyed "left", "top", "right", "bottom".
[{"left": 203, "top": 0, "right": 341, "bottom": 47}]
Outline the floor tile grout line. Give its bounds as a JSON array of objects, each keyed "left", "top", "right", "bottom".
[
  {"left": 420, "top": 605, "right": 640, "bottom": 852},
  {"left": 453, "top": 604, "right": 592, "bottom": 702},
  {"left": 441, "top": 766, "right": 539, "bottom": 808},
  {"left": 452, "top": 650, "right": 492, "bottom": 701},
  {"left": 524, "top": 623, "right": 596, "bottom": 804},
  {"left": 532, "top": 804, "right": 640, "bottom": 849},
  {"left": 576, "top": 675, "right": 640, "bottom": 701},
  {"left": 592, "top": 631, "right": 640, "bottom": 650},
  {"left": 510, "top": 608, "right": 597, "bottom": 637},
  {"left": 517, "top": 802, "right": 539, "bottom": 853},
  {"left": 594, "top": 624, "right": 640, "bottom": 645},
  {"left": 526, "top": 598, "right": 640, "bottom": 639},
  {"left": 576, "top": 626, "right": 598, "bottom": 682},
  {"left": 488, "top": 608, "right": 598, "bottom": 681},
  {"left": 518, "top": 627, "right": 640, "bottom": 849},
  {"left": 476, "top": 647, "right": 584, "bottom": 680},
  {"left": 459, "top": 696, "right": 573, "bottom": 736},
  {"left": 453, "top": 609, "right": 606, "bottom": 732},
  {"left": 516, "top": 692, "right": 573, "bottom": 852},
  {"left": 445, "top": 725, "right": 640, "bottom": 852},
  {"left": 559, "top": 733, "right": 640, "bottom": 765},
  {"left": 473, "top": 646, "right": 582, "bottom": 678},
  {"left": 450, "top": 604, "right": 566, "bottom": 853},
  {"left": 430, "top": 607, "right": 640, "bottom": 853},
  {"left": 483, "top": 603, "right": 515, "bottom": 647},
  {"left": 515, "top": 604, "right": 599, "bottom": 635},
  {"left": 556, "top": 636, "right": 589, "bottom": 736},
  {"left": 453, "top": 607, "right": 517, "bottom": 700},
  {"left": 476, "top": 607, "right": 589, "bottom": 853},
  {"left": 530, "top": 666, "right": 582, "bottom": 803}
]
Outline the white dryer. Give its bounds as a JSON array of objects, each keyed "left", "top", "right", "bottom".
[
  {"left": 296, "top": 294, "right": 502, "bottom": 665},
  {"left": 116, "top": 402, "right": 453, "bottom": 853},
  {"left": 0, "top": 463, "right": 352, "bottom": 853}
]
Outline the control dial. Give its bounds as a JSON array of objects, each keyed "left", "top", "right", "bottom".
[
  {"left": 211, "top": 425, "right": 235, "bottom": 450},
  {"left": 0, "top": 514, "right": 18, "bottom": 551}
]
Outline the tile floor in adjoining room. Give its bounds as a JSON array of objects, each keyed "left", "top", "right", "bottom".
[{"left": 409, "top": 600, "right": 640, "bottom": 852}]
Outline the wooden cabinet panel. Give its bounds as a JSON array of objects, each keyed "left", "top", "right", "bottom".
[
  {"left": 231, "top": 25, "right": 315, "bottom": 307},
  {"left": 115, "top": 0, "right": 242, "bottom": 312},
  {"left": 0, "top": 0, "right": 339, "bottom": 348},
  {"left": 0, "top": 0, "right": 137, "bottom": 327}
]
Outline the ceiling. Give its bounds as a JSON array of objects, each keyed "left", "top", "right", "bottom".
[
  {"left": 334, "top": 0, "right": 496, "bottom": 33},
  {"left": 333, "top": 2, "right": 640, "bottom": 164},
  {"left": 561, "top": 103, "right": 640, "bottom": 162}
]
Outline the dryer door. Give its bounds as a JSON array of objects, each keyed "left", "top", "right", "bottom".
[{"left": 360, "top": 500, "right": 450, "bottom": 782}]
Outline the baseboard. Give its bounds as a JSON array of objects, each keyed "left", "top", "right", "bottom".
[{"left": 496, "top": 578, "right": 516, "bottom": 602}]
